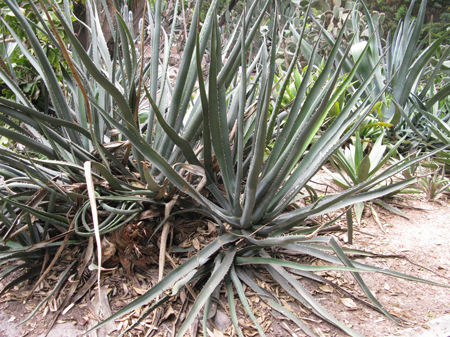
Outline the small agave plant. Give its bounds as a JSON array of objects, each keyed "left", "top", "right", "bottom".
[
  {"left": 326, "top": 130, "right": 405, "bottom": 224},
  {"left": 416, "top": 164, "right": 450, "bottom": 200},
  {"left": 0, "top": 0, "right": 448, "bottom": 336}
]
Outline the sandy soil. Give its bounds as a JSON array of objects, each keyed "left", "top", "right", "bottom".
[{"left": 305, "top": 196, "right": 450, "bottom": 337}]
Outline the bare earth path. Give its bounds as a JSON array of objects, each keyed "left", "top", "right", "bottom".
[{"left": 315, "top": 196, "right": 450, "bottom": 337}]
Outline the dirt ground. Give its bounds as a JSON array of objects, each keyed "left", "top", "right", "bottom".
[
  {"left": 308, "top": 196, "right": 450, "bottom": 337},
  {"left": 1, "top": 180, "right": 450, "bottom": 337}
]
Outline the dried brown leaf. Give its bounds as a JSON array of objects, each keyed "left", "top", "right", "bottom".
[
  {"left": 340, "top": 297, "right": 358, "bottom": 310},
  {"left": 162, "top": 305, "right": 176, "bottom": 321},
  {"left": 133, "top": 287, "right": 147, "bottom": 295},
  {"left": 192, "top": 237, "right": 201, "bottom": 251},
  {"left": 319, "top": 285, "right": 334, "bottom": 293}
]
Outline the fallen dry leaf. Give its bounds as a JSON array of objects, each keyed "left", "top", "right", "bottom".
[
  {"left": 162, "top": 305, "right": 175, "bottom": 321},
  {"left": 319, "top": 284, "right": 334, "bottom": 293},
  {"left": 133, "top": 287, "right": 147, "bottom": 295},
  {"left": 207, "top": 328, "right": 224, "bottom": 337},
  {"left": 214, "top": 309, "right": 232, "bottom": 332},
  {"left": 340, "top": 298, "right": 358, "bottom": 309},
  {"left": 192, "top": 237, "right": 201, "bottom": 251},
  {"left": 315, "top": 327, "right": 327, "bottom": 337},
  {"left": 280, "top": 299, "right": 293, "bottom": 311}
]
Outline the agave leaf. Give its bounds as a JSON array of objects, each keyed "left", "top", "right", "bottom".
[
  {"left": 143, "top": 85, "right": 202, "bottom": 168},
  {"left": 354, "top": 131, "right": 364, "bottom": 171},
  {"left": 285, "top": 243, "right": 450, "bottom": 287},
  {"left": 0, "top": 266, "right": 40, "bottom": 296},
  {"left": 19, "top": 261, "right": 76, "bottom": 325},
  {"left": 267, "top": 178, "right": 413, "bottom": 235},
  {"left": 178, "top": 245, "right": 237, "bottom": 337},
  {"left": 0, "top": 67, "right": 33, "bottom": 107},
  {"left": 289, "top": 268, "right": 392, "bottom": 316},
  {"left": 235, "top": 267, "right": 317, "bottom": 337},
  {"left": 235, "top": 256, "right": 368, "bottom": 273},
  {"left": 0, "top": 263, "right": 29, "bottom": 281},
  {"left": 368, "top": 136, "right": 406, "bottom": 177},
  {"left": 230, "top": 11, "right": 249, "bottom": 217},
  {"left": 401, "top": 29, "right": 450, "bottom": 106},
  {"left": 359, "top": 1, "right": 387, "bottom": 92},
  {"left": 2, "top": 1, "right": 80, "bottom": 146},
  {"left": 384, "top": 0, "right": 432, "bottom": 119},
  {"left": 0, "top": 195, "right": 69, "bottom": 228},
  {"left": 263, "top": 35, "right": 320, "bottom": 173},
  {"left": 208, "top": 17, "right": 237, "bottom": 206},
  {"left": 310, "top": 14, "right": 368, "bottom": 92},
  {"left": 94, "top": 103, "right": 239, "bottom": 224},
  {"left": 330, "top": 150, "right": 358, "bottom": 186},
  {"left": 118, "top": 296, "right": 170, "bottom": 337},
  {"left": 224, "top": 274, "right": 245, "bottom": 337},
  {"left": 156, "top": 0, "right": 180, "bottom": 109},
  {"left": 262, "top": 40, "right": 389, "bottom": 219},
  {"left": 0, "top": 115, "right": 29, "bottom": 137},
  {"left": 373, "top": 200, "right": 409, "bottom": 219},
  {"left": 0, "top": 249, "right": 51, "bottom": 262},
  {"left": 86, "top": 234, "right": 237, "bottom": 334},
  {"left": 156, "top": 0, "right": 216, "bottom": 157},
  {"left": 260, "top": 251, "right": 363, "bottom": 337},
  {"left": 97, "top": 200, "right": 142, "bottom": 216},
  {"left": 290, "top": 213, "right": 345, "bottom": 237},
  {"left": 218, "top": 0, "right": 270, "bottom": 88},
  {"left": 203, "top": 254, "right": 220, "bottom": 337},
  {"left": 2, "top": 187, "right": 47, "bottom": 242},
  {"left": 141, "top": 162, "right": 161, "bottom": 193},
  {"left": 420, "top": 47, "right": 450, "bottom": 101},
  {"left": 353, "top": 202, "right": 364, "bottom": 225},
  {"left": 195, "top": 23, "right": 214, "bottom": 184},
  {"left": 230, "top": 265, "right": 266, "bottom": 337},
  {"left": 74, "top": 207, "right": 139, "bottom": 237},
  {"left": 241, "top": 31, "right": 275, "bottom": 228},
  {"left": 289, "top": 22, "right": 319, "bottom": 64},
  {"left": 0, "top": 98, "right": 91, "bottom": 138},
  {"left": 114, "top": 6, "right": 137, "bottom": 91},
  {"left": 347, "top": 207, "right": 354, "bottom": 244},
  {"left": 90, "top": 162, "right": 130, "bottom": 192},
  {"left": 425, "top": 81, "right": 450, "bottom": 111},
  {"left": 328, "top": 238, "right": 399, "bottom": 323},
  {"left": 243, "top": 234, "right": 322, "bottom": 248},
  {"left": 357, "top": 156, "right": 371, "bottom": 183},
  {"left": 271, "top": 139, "right": 450, "bottom": 232},
  {"left": 50, "top": 4, "right": 135, "bottom": 127},
  {"left": 0, "top": 127, "right": 57, "bottom": 160},
  {"left": 394, "top": 100, "right": 427, "bottom": 140},
  {"left": 268, "top": 2, "right": 312, "bottom": 139},
  {"left": 144, "top": 0, "right": 161, "bottom": 144},
  {"left": 0, "top": 150, "right": 96, "bottom": 183}
]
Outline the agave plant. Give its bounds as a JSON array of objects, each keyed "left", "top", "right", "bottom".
[
  {"left": 415, "top": 97, "right": 450, "bottom": 169},
  {"left": 415, "top": 164, "right": 450, "bottom": 200},
  {"left": 0, "top": 0, "right": 448, "bottom": 336},
  {"left": 303, "top": 0, "right": 450, "bottom": 129},
  {"left": 326, "top": 130, "right": 406, "bottom": 223}
]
